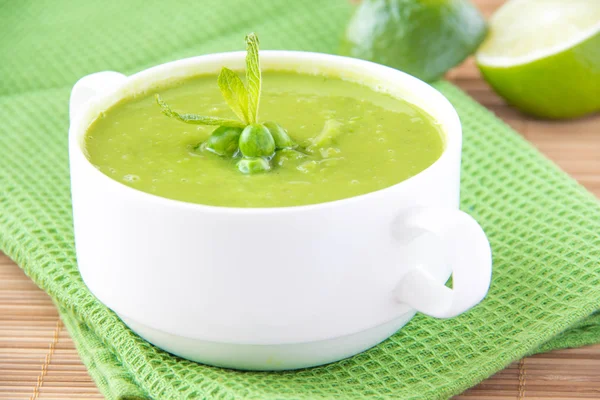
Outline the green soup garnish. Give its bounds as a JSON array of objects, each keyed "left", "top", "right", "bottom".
[{"left": 84, "top": 70, "right": 444, "bottom": 208}]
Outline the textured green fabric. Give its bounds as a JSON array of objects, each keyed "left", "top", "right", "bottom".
[{"left": 1, "top": 1, "right": 600, "bottom": 399}]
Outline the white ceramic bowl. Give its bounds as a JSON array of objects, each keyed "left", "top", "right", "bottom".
[{"left": 69, "top": 51, "right": 492, "bottom": 370}]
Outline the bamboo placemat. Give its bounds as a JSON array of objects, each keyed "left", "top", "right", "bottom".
[{"left": 1, "top": 1, "right": 600, "bottom": 398}]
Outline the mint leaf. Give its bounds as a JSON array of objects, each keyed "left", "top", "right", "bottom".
[
  {"left": 217, "top": 67, "right": 249, "bottom": 124},
  {"left": 245, "top": 33, "right": 261, "bottom": 124},
  {"left": 155, "top": 95, "right": 245, "bottom": 128}
]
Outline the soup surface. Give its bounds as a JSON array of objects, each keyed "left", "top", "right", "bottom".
[{"left": 84, "top": 71, "right": 444, "bottom": 207}]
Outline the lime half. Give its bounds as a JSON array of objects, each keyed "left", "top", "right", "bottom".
[{"left": 476, "top": 0, "right": 600, "bottom": 119}]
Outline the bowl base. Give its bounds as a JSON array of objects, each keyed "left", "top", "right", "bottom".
[{"left": 119, "top": 311, "right": 417, "bottom": 371}]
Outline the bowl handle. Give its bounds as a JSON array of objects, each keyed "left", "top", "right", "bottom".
[
  {"left": 69, "top": 71, "right": 127, "bottom": 122},
  {"left": 393, "top": 207, "right": 492, "bottom": 318}
]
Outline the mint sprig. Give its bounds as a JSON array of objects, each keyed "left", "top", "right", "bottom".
[
  {"left": 156, "top": 34, "right": 262, "bottom": 129},
  {"left": 214, "top": 34, "right": 261, "bottom": 125},
  {"left": 244, "top": 33, "right": 261, "bottom": 124},
  {"left": 217, "top": 67, "right": 249, "bottom": 124},
  {"left": 155, "top": 95, "right": 245, "bottom": 128},
  {"left": 156, "top": 33, "right": 298, "bottom": 175}
]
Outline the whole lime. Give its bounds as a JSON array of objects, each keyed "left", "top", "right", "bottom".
[{"left": 340, "top": 0, "right": 488, "bottom": 82}]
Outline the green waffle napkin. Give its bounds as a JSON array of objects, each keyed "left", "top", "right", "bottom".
[{"left": 1, "top": 0, "right": 600, "bottom": 399}]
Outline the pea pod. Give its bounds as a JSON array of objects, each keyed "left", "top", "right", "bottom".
[
  {"left": 237, "top": 157, "right": 271, "bottom": 174},
  {"left": 263, "top": 121, "right": 295, "bottom": 149},
  {"left": 239, "top": 124, "right": 276, "bottom": 158},
  {"left": 203, "top": 126, "right": 243, "bottom": 157}
]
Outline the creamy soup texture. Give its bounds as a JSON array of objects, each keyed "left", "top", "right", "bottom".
[{"left": 84, "top": 71, "right": 444, "bottom": 207}]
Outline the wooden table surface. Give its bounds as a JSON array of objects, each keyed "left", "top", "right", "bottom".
[{"left": 1, "top": 1, "right": 599, "bottom": 398}]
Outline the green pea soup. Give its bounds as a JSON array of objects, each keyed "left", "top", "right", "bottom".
[{"left": 84, "top": 71, "right": 445, "bottom": 207}]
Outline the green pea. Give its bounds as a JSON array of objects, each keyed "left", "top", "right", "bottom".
[
  {"left": 239, "top": 124, "right": 276, "bottom": 158},
  {"left": 237, "top": 157, "right": 271, "bottom": 174},
  {"left": 263, "top": 121, "right": 295, "bottom": 149},
  {"left": 204, "top": 126, "right": 243, "bottom": 157}
]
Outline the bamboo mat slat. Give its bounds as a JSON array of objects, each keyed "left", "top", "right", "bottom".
[{"left": 1, "top": 0, "right": 600, "bottom": 398}]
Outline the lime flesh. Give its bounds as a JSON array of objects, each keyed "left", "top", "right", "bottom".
[{"left": 476, "top": 0, "right": 600, "bottom": 119}]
